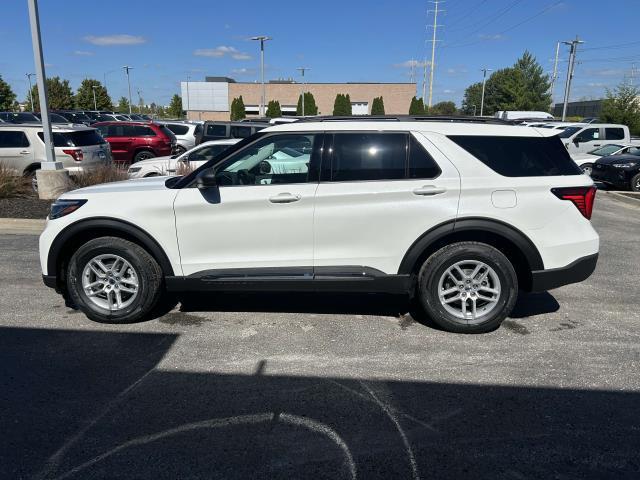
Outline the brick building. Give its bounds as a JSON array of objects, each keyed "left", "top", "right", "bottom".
[{"left": 181, "top": 76, "right": 416, "bottom": 121}]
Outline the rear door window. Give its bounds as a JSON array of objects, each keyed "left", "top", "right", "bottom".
[
  {"left": 230, "top": 126, "right": 253, "bottom": 138},
  {"left": 448, "top": 135, "right": 582, "bottom": 176},
  {"left": 133, "top": 125, "right": 156, "bottom": 136},
  {"left": 0, "top": 131, "right": 29, "bottom": 148},
  {"left": 329, "top": 133, "right": 406, "bottom": 182},
  {"left": 206, "top": 124, "right": 227, "bottom": 137},
  {"left": 166, "top": 124, "right": 189, "bottom": 135},
  {"left": 605, "top": 128, "right": 625, "bottom": 140}
]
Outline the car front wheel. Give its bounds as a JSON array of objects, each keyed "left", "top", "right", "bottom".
[
  {"left": 580, "top": 163, "right": 593, "bottom": 176},
  {"left": 417, "top": 242, "right": 518, "bottom": 333},
  {"left": 67, "top": 237, "right": 164, "bottom": 323},
  {"left": 631, "top": 173, "right": 640, "bottom": 192}
]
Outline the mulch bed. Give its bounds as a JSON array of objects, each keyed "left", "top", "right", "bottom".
[{"left": 0, "top": 197, "right": 53, "bottom": 219}]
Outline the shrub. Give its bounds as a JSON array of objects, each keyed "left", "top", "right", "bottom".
[
  {"left": 175, "top": 161, "right": 195, "bottom": 177},
  {"left": 70, "top": 164, "right": 129, "bottom": 190},
  {"left": 0, "top": 163, "right": 26, "bottom": 199}
]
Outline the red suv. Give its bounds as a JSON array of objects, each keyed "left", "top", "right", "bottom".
[{"left": 93, "top": 121, "right": 176, "bottom": 163}]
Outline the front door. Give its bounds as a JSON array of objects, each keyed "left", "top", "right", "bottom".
[
  {"left": 173, "top": 132, "right": 321, "bottom": 277},
  {"left": 0, "top": 130, "right": 33, "bottom": 173},
  {"left": 572, "top": 127, "right": 602, "bottom": 154}
]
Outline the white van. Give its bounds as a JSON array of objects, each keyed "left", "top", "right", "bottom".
[
  {"left": 496, "top": 111, "right": 555, "bottom": 121},
  {"left": 556, "top": 124, "right": 631, "bottom": 154}
]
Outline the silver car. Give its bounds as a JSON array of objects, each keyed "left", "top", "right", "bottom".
[{"left": 156, "top": 121, "right": 199, "bottom": 154}]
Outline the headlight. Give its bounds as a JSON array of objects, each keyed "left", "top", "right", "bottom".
[
  {"left": 49, "top": 199, "right": 87, "bottom": 220},
  {"left": 611, "top": 163, "right": 637, "bottom": 168},
  {"left": 128, "top": 167, "right": 142, "bottom": 173}
]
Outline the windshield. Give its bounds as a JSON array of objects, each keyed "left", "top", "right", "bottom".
[
  {"left": 558, "top": 126, "right": 582, "bottom": 138},
  {"left": 588, "top": 144, "right": 623, "bottom": 156}
]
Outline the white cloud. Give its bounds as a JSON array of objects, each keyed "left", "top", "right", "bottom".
[
  {"left": 478, "top": 34, "right": 505, "bottom": 41},
  {"left": 443, "top": 89, "right": 454, "bottom": 94},
  {"left": 84, "top": 34, "right": 146, "bottom": 46},
  {"left": 193, "top": 46, "right": 252, "bottom": 60},
  {"left": 587, "top": 68, "right": 624, "bottom": 77},
  {"left": 73, "top": 50, "right": 94, "bottom": 56},
  {"left": 394, "top": 59, "right": 430, "bottom": 69},
  {"left": 446, "top": 66, "right": 468, "bottom": 75}
]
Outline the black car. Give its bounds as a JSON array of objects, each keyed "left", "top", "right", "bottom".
[
  {"left": 55, "top": 111, "right": 94, "bottom": 126},
  {"left": 591, "top": 150, "right": 640, "bottom": 191}
]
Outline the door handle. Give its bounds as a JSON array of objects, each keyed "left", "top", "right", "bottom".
[
  {"left": 19, "top": 150, "right": 30, "bottom": 155},
  {"left": 593, "top": 144, "right": 601, "bottom": 147},
  {"left": 413, "top": 185, "right": 447, "bottom": 196},
  {"left": 269, "top": 193, "right": 301, "bottom": 203}
]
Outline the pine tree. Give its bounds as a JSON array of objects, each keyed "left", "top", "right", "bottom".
[
  {"left": 265, "top": 100, "right": 282, "bottom": 118},
  {"left": 333, "top": 93, "right": 353, "bottom": 116},
  {"left": 371, "top": 96, "right": 385, "bottom": 115},
  {"left": 0, "top": 75, "right": 16, "bottom": 111},
  {"left": 116, "top": 96, "right": 130, "bottom": 113},
  {"left": 167, "top": 94, "right": 183, "bottom": 118},
  {"left": 230, "top": 96, "right": 246, "bottom": 120},
  {"left": 28, "top": 76, "right": 74, "bottom": 111},
  {"left": 75, "top": 79, "right": 112, "bottom": 110},
  {"left": 409, "top": 96, "right": 426, "bottom": 115},
  {"left": 296, "top": 92, "right": 318, "bottom": 116}
]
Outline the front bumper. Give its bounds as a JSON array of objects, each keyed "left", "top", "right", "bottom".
[
  {"left": 530, "top": 253, "right": 598, "bottom": 292},
  {"left": 591, "top": 165, "right": 635, "bottom": 188}
]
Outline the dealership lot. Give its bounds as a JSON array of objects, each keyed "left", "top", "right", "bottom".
[{"left": 1, "top": 193, "right": 639, "bottom": 479}]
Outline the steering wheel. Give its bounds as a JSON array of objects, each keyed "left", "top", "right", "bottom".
[
  {"left": 237, "top": 169, "right": 254, "bottom": 185},
  {"left": 216, "top": 171, "right": 235, "bottom": 186}
]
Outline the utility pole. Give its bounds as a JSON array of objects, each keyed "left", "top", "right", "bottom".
[
  {"left": 26, "top": 73, "right": 35, "bottom": 110},
  {"left": 296, "top": 67, "right": 309, "bottom": 116},
  {"left": 479, "top": 67, "right": 492, "bottom": 116},
  {"left": 409, "top": 58, "right": 416, "bottom": 84},
  {"left": 137, "top": 89, "right": 143, "bottom": 114},
  {"left": 561, "top": 36, "right": 584, "bottom": 121},
  {"left": 91, "top": 85, "right": 98, "bottom": 110},
  {"left": 251, "top": 36, "right": 272, "bottom": 117},
  {"left": 422, "top": 58, "right": 428, "bottom": 102},
  {"left": 122, "top": 65, "right": 133, "bottom": 115},
  {"left": 549, "top": 41, "right": 560, "bottom": 105},
  {"left": 427, "top": 0, "right": 444, "bottom": 108}
]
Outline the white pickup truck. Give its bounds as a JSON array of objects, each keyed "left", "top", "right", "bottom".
[{"left": 556, "top": 123, "right": 638, "bottom": 154}]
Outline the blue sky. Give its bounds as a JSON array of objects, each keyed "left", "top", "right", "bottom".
[{"left": 1, "top": 0, "right": 639, "bottom": 107}]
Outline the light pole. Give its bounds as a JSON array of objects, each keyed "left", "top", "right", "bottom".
[
  {"left": 561, "top": 36, "right": 584, "bottom": 121},
  {"left": 91, "top": 85, "right": 98, "bottom": 110},
  {"left": 26, "top": 73, "right": 35, "bottom": 110},
  {"left": 122, "top": 65, "right": 133, "bottom": 115},
  {"left": 471, "top": 104, "right": 477, "bottom": 117},
  {"left": 296, "top": 67, "right": 309, "bottom": 116},
  {"left": 479, "top": 67, "right": 492, "bottom": 117},
  {"left": 251, "top": 36, "right": 272, "bottom": 117}
]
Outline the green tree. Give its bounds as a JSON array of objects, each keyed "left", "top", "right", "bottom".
[
  {"left": 409, "top": 96, "right": 426, "bottom": 115},
  {"left": 116, "top": 96, "right": 130, "bottom": 113},
  {"left": 75, "top": 79, "right": 112, "bottom": 110},
  {"left": 332, "top": 93, "right": 352, "bottom": 116},
  {"left": 600, "top": 81, "right": 640, "bottom": 135},
  {"left": 28, "top": 76, "right": 74, "bottom": 111},
  {"left": 430, "top": 101, "right": 457, "bottom": 115},
  {"left": 230, "top": 96, "right": 246, "bottom": 120},
  {"left": 371, "top": 96, "right": 385, "bottom": 115},
  {"left": 167, "top": 94, "right": 183, "bottom": 118},
  {"left": 296, "top": 92, "right": 318, "bottom": 116},
  {"left": 0, "top": 75, "right": 16, "bottom": 111},
  {"left": 514, "top": 50, "right": 552, "bottom": 111},
  {"left": 461, "top": 82, "right": 482, "bottom": 115},
  {"left": 266, "top": 100, "right": 282, "bottom": 118}
]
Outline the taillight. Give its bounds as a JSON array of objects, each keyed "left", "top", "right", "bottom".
[
  {"left": 62, "top": 148, "right": 83, "bottom": 162},
  {"left": 551, "top": 186, "right": 596, "bottom": 220}
]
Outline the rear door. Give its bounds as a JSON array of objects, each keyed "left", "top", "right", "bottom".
[
  {"left": 313, "top": 131, "right": 460, "bottom": 275},
  {"left": 0, "top": 130, "right": 33, "bottom": 173}
]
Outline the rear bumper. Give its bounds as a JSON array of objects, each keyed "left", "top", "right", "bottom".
[{"left": 530, "top": 253, "right": 598, "bottom": 292}]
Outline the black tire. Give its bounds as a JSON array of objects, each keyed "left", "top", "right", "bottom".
[
  {"left": 580, "top": 163, "right": 593, "bottom": 176},
  {"left": 133, "top": 150, "right": 155, "bottom": 163},
  {"left": 175, "top": 145, "right": 187, "bottom": 155},
  {"left": 417, "top": 241, "right": 518, "bottom": 334},
  {"left": 631, "top": 173, "right": 640, "bottom": 192},
  {"left": 67, "top": 237, "right": 164, "bottom": 323},
  {"left": 23, "top": 168, "right": 39, "bottom": 193}
]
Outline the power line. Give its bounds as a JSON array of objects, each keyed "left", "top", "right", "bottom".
[
  {"left": 445, "top": 0, "right": 488, "bottom": 30},
  {"left": 446, "top": 0, "right": 518, "bottom": 34},
  {"left": 444, "top": 0, "right": 523, "bottom": 47},
  {"left": 580, "top": 40, "right": 640, "bottom": 52}
]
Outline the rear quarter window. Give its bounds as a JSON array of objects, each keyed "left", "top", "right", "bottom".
[
  {"left": 38, "top": 130, "right": 105, "bottom": 147},
  {"left": 448, "top": 135, "right": 582, "bottom": 177},
  {"left": 166, "top": 124, "right": 189, "bottom": 135}
]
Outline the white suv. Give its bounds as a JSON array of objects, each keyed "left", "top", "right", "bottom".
[
  {"left": 0, "top": 124, "right": 112, "bottom": 183},
  {"left": 39, "top": 117, "right": 599, "bottom": 333}
]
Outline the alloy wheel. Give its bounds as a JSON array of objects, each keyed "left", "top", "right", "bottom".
[{"left": 81, "top": 254, "right": 139, "bottom": 311}]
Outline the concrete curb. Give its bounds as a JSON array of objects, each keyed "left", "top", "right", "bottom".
[
  {"left": 0, "top": 218, "right": 46, "bottom": 235},
  {"left": 601, "top": 191, "right": 640, "bottom": 208}
]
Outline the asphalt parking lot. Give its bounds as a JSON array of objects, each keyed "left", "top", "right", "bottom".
[{"left": 1, "top": 193, "right": 639, "bottom": 480}]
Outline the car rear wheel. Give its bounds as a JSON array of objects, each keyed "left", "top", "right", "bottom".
[
  {"left": 631, "top": 173, "right": 640, "bottom": 192},
  {"left": 67, "top": 237, "right": 164, "bottom": 323},
  {"left": 417, "top": 242, "right": 518, "bottom": 333},
  {"left": 133, "top": 150, "right": 155, "bottom": 163}
]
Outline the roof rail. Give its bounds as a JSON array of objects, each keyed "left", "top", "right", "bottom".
[{"left": 296, "top": 115, "right": 514, "bottom": 124}]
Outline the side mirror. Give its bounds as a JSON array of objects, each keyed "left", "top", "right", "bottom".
[
  {"left": 573, "top": 138, "right": 581, "bottom": 145},
  {"left": 196, "top": 169, "right": 217, "bottom": 189}
]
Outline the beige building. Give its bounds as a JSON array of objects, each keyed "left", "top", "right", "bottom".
[{"left": 181, "top": 77, "right": 416, "bottom": 121}]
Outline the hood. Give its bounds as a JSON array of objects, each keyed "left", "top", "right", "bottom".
[
  {"left": 61, "top": 176, "right": 170, "bottom": 198},
  {"left": 133, "top": 155, "right": 176, "bottom": 167},
  {"left": 595, "top": 153, "right": 640, "bottom": 165},
  {"left": 571, "top": 153, "right": 596, "bottom": 162}
]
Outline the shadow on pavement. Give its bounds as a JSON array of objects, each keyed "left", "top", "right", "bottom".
[{"left": 2, "top": 326, "right": 638, "bottom": 479}]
